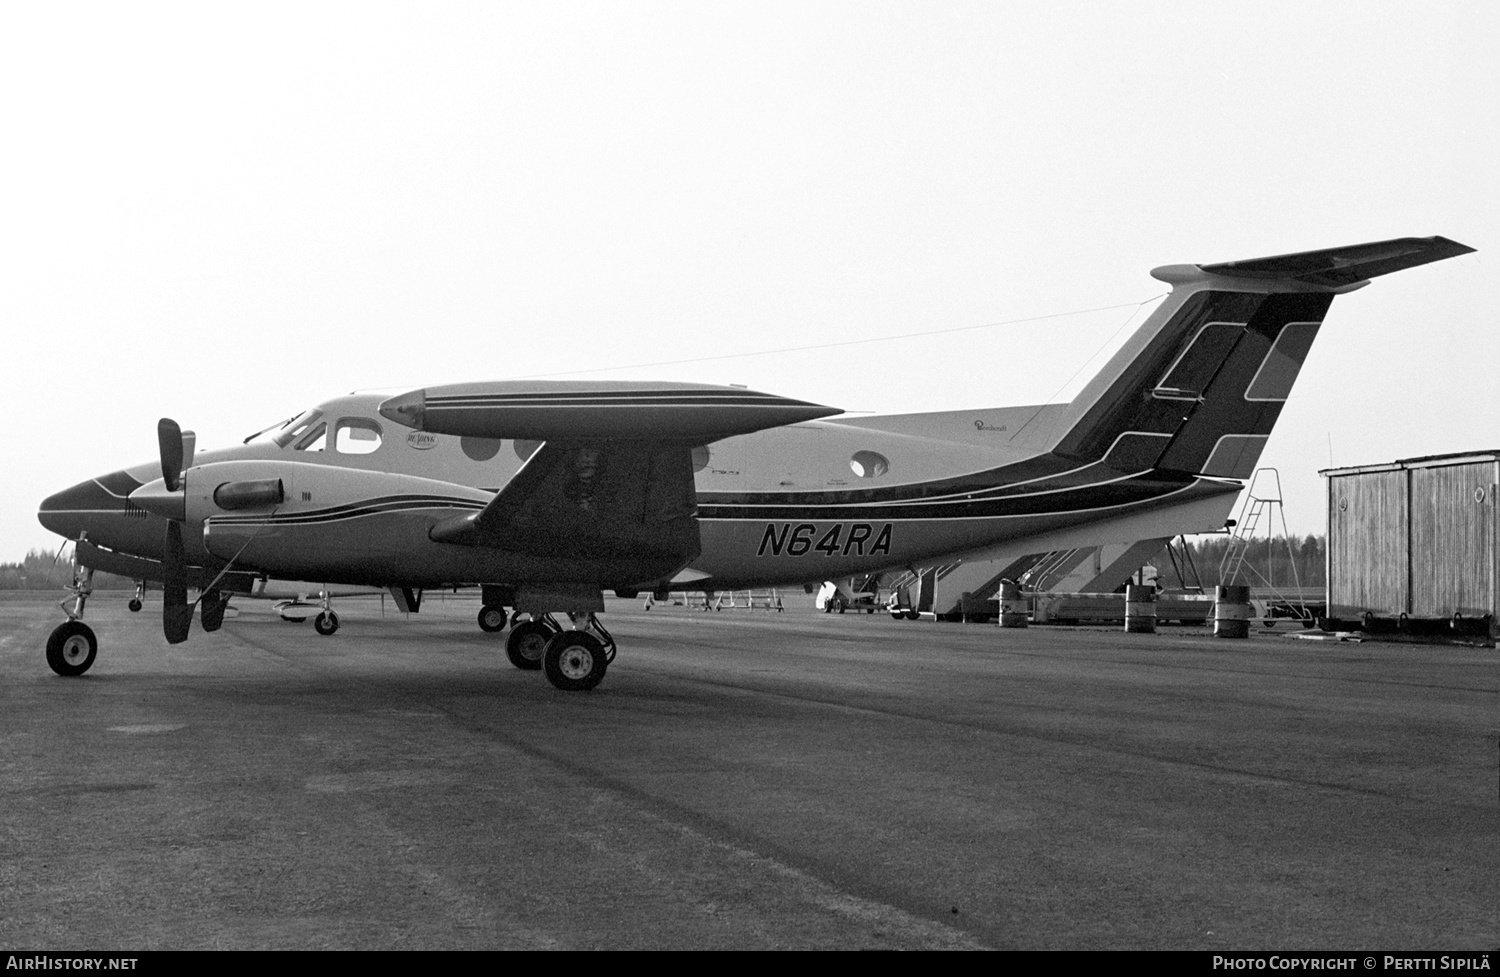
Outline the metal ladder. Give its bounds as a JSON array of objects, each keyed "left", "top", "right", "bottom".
[{"left": 1217, "top": 468, "right": 1312, "bottom": 621}]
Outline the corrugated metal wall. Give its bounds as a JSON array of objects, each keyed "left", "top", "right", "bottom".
[{"left": 1326, "top": 455, "right": 1498, "bottom": 622}]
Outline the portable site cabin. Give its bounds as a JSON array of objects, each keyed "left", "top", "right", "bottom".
[{"left": 1322, "top": 451, "right": 1499, "bottom": 636}]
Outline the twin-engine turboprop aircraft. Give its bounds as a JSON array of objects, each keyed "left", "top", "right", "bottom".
[{"left": 37, "top": 237, "right": 1473, "bottom": 690}]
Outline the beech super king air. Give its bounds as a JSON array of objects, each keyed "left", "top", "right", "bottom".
[{"left": 37, "top": 237, "right": 1473, "bottom": 690}]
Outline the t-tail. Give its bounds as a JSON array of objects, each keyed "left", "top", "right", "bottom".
[{"left": 1042, "top": 236, "right": 1474, "bottom": 478}]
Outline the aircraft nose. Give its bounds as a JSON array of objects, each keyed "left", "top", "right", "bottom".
[
  {"left": 38, "top": 479, "right": 103, "bottom": 537},
  {"left": 37, "top": 470, "right": 147, "bottom": 537}
]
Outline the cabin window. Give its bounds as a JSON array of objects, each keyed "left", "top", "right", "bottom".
[
  {"left": 691, "top": 446, "right": 710, "bottom": 472},
  {"left": 514, "top": 439, "right": 543, "bottom": 462},
  {"left": 335, "top": 418, "right": 383, "bottom": 455},
  {"left": 850, "top": 451, "right": 889, "bottom": 478}
]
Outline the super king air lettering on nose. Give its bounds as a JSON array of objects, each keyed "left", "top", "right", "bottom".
[{"left": 34, "top": 236, "right": 1475, "bottom": 691}]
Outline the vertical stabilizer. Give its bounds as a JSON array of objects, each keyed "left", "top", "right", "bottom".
[{"left": 1046, "top": 236, "right": 1473, "bottom": 477}]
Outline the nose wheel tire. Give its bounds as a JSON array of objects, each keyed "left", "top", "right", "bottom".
[
  {"left": 543, "top": 631, "right": 607, "bottom": 692},
  {"left": 505, "top": 621, "right": 552, "bottom": 670},
  {"left": 478, "top": 606, "right": 509, "bottom": 633},
  {"left": 314, "top": 611, "right": 340, "bottom": 635},
  {"left": 128, "top": 599, "right": 143, "bottom": 613},
  {"left": 46, "top": 621, "right": 98, "bottom": 677}
]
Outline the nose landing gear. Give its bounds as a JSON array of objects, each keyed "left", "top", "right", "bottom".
[
  {"left": 46, "top": 619, "right": 97, "bottom": 677},
  {"left": 46, "top": 560, "right": 98, "bottom": 677}
]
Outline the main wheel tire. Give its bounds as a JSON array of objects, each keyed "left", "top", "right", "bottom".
[
  {"left": 314, "top": 611, "right": 339, "bottom": 635},
  {"left": 505, "top": 620, "right": 552, "bottom": 671},
  {"left": 128, "top": 598, "right": 143, "bottom": 613},
  {"left": 478, "top": 606, "right": 508, "bottom": 633},
  {"left": 46, "top": 621, "right": 97, "bottom": 677},
  {"left": 904, "top": 610, "right": 920, "bottom": 621},
  {"left": 542, "top": 631, "right": 607, "bottom": 692}
]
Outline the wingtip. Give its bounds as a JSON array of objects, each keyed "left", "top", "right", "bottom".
[{"left": 378, "top": 389, "right": 426, "bottom": 430}]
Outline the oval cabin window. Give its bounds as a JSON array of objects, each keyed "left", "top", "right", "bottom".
[{"left": 850, "top": 451, "right": 889, "bottom": 479}]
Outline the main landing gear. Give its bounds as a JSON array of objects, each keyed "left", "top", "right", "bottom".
[
  {"left": 46, "top": 561, "right": 98, "bottom": 677},
  {"left": 501, "top": 612, "right": 616, "bottom": 691}
]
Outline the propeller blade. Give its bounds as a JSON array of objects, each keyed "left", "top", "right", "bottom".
[
  {"left": 158, "top": 418, "right": 184, "bottom": 492},
  {"left": 162, "top": 521, "right": 192, "bottom": 645}
]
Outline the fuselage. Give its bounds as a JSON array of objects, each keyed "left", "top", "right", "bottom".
[{"left": 37, "top": 392, "right": 1243, "bottom": 593}]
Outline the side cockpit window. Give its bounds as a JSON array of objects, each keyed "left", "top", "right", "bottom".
[{"left": 335, "top": 418, "right": 383, "bottom": 455}]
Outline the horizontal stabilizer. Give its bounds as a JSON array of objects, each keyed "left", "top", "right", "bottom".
[
  {"left": 380, "top": 381, "right": 841, "bottom": 442},
  {"left": 1188, "top": 236, "right": 1474, "bottom": 289}
]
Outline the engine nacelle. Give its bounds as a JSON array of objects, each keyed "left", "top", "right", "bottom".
[{"left": 193, "top": 461, "right": 492, "bottom": 578}]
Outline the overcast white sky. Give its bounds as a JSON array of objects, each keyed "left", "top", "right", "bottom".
[{"left": 3, "top": 1, "right": 1496, "bottom": 560}]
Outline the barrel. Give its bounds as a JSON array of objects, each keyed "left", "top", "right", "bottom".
[
  {"left": 1124, "top": 584, "right": 1157, "bottom": 633},
  {"left": 998, "top": 581, "right": 1028, "bottom": 628},
  {"left": 1214, "top": 585, "right": 1252, "bottom": 639}
]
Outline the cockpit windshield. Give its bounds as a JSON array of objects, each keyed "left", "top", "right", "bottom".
[
  {"left": 240, "top": 409, "right": 326, "bottom": 448},
  {"left": 279, "top": 411, "right": 326, "bottom": 449}
]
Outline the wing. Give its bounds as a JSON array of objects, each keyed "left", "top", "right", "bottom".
[
  {"left": 429, "top": 440, "right": 701, "bottom": 584},
  {"left": 377, "top": 380, "right": 841, "bottom": 441},
  {"left": 395, "top": 380, "right": 841, "bottom": 586}
]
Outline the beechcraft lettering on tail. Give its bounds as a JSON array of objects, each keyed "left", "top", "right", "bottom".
[{"left": 36, "top": 237, "right": 1474, "bottom": 691}]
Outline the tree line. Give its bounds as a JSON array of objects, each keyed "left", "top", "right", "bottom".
[
  {"left": 0, "top": 550, "right": 133, "bottom": 591},
  {"left": 1157, "top": 534, "right": 1326, "bottom": 591}
]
